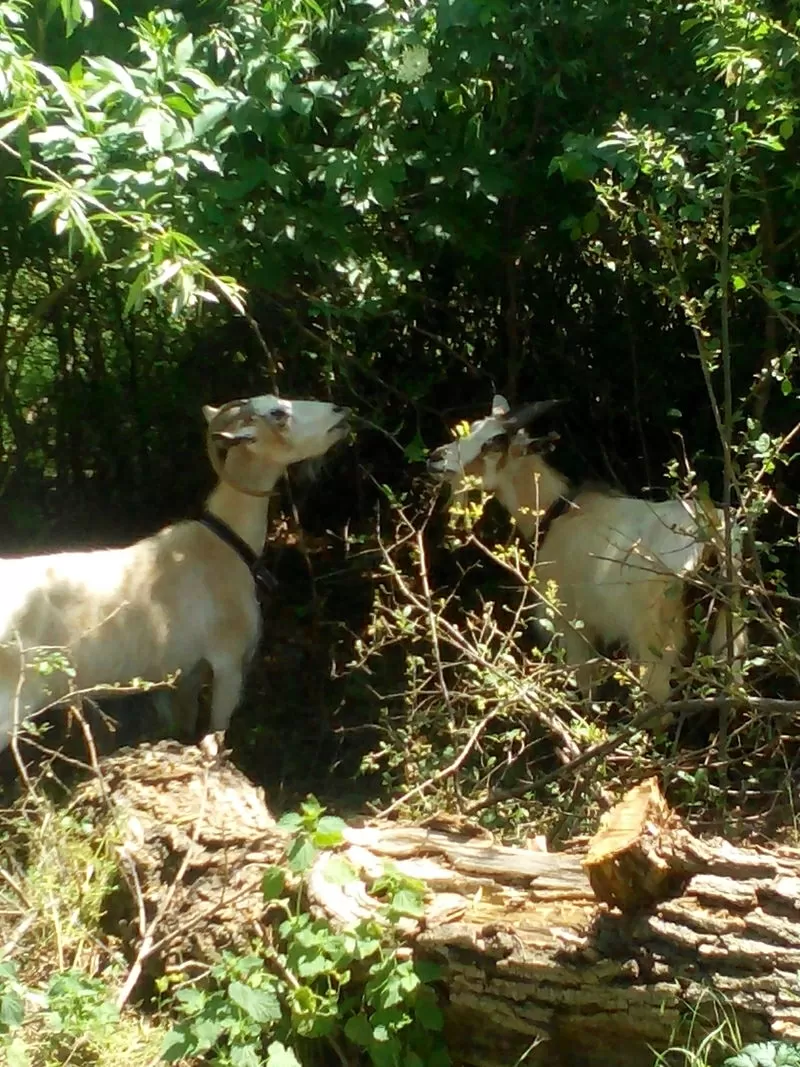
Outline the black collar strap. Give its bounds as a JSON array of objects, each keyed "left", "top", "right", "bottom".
[
  {"left": 198, "top": 511, "right": 278, "bottom": 597},
  {"left": 534, "top": 495, "right": 574, "bottom": 551}
]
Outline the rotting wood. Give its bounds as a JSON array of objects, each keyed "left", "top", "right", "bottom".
[{"left": 74, "top": 746, "right": 800, "bottom": 1067}]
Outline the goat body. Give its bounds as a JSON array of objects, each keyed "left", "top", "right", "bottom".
[
  {"left": 525, "top": 487, "right": 742, "bottom": 700},
  {"left": 0, "top": 523, "right": 259, "bottom": 744},
  {"left": 0, "top": 394, "right": 351, "bottom": 750},
  {"left": 428, "top": 395, "right": 746, "bottom": 702}
]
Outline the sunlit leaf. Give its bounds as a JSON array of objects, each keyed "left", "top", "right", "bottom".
[{"left": 228, "top": 981, "right": 282, "bottom": 1023}]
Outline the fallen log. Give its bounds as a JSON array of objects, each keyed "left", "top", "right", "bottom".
[{"left": 74, "top": 742, "right": 800, "bottom": 1067}]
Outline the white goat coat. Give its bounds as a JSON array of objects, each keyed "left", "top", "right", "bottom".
[
  {"left": 0, "top": 393, "right": 351, "bottom": 751},
  {"left": 0, "top": 521, "right": 260, "bottom": 746},
  {"left": 522, "top": 487, "right": 738, "bottom": 699},
  {"left": 428, "top": 397, "right": 745, "bottom": 702}
]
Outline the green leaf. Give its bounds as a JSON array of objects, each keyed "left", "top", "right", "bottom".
[
  {"left": 314, "top": 815, "right": 347, "bottom": 846},
  {"left": 426, "top": 1045, "right": 452, "bottom": 1067},
  {"left": 266, "top": 1041, "right": 302, "bottom": 1067},
  {"left": 137, "top": 107, "right": 163, "bottom": 151},
  {"left": 188, "top": 149, "right": 222, "bottom": 174},
  {"left": 228, "top": 981, "right": 282, "bottom": 1023},
  {"left": 754, "top": 432, "right": 771, "bottom": 456},
  {"left": 371, "top": 1033, "right": 404, "bottom": 1067},
  {"left": 192, "top": 1016, "right": 224, "bottom": 1050},
  {"left": 286, "top": 88, "right": 313, "bottom": 116},
  {"left": 413, "top": 960, "right": 442, "bottom": 983},
  {"left": 287, "top": 834, "right": 316, "bottom": 873},
  {"left": 87, "top": 56, "right": 138, "bottom": 96},
  {"left": 779, "top": 120, "right": 794, "bottom": 140},
  {"left": 0, "top": 988, "right": 25, "bottom": 1029},
  {"left": 344, "top": 1013, "right": 373, "bottom": 1047},
  {"left": 31, "top": 61, "right": 82, "bottom": 118},
  {"left": 322, "top": 855, "right": 357, "bottom": 885},
  {"left": 306, "top": 79, "right": 336, "bottom": 97},
  {"left": 300, "top": 795, "right": 324, "bottom": 822},
  {"left": 723, "top": 1042, "right": 800, "bottom": 1067},
  {"left": 161, "top": 1026, "right": 196, "bottom": 1062},
  {"left": 296, "top": 953, "right": 332, "bottom": 978},
  {"left": 30, "top": 191, "right": 62, "bottom": 221},
  {"left": 174, "top": 986, "right": 206, "bottom": 1015},
  {"left": 370, "top": 176, "right": 395, "bottom": 208},
  {"left": 732, "top": 275, "right": 747, "bottom": 291},
  {"left": 175, "top": 35, "right": 194, "bottom": 68},
  {"left": 164, "top": 94, "right": 196, "bottom": 118},
  {"left": 193, "top": 99, "right": 230, "bottom": 139},
  {"left": 262, "top": 866, "right": 287, "bottom": 901},
  {"left": 278, "top": 812, "right": 303, "bottom": 832},
  {"left": 390, "top": 888, "right": 425, "bottom": 918},
  {"left": 582, "top": 210, "right": 599, "bottom": 234},
  {"left": 0, "top": 115, "right": 27, "bottom": 144},
  {"left": 230, "top": 1044, "right": 262, "bottom": 1067}
]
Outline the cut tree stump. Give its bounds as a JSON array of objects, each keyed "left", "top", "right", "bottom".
[{"left": 75, "top": 742, "right": 800, "bottom": 1067}]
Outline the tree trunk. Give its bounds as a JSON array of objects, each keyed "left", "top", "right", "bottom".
[{"left": 74, "top": 743, "right": 800, "bottom": 1067}]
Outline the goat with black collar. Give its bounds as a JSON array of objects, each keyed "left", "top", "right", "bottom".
[{"left": 0, "top": 395, "right": 351, "bottom": 751}]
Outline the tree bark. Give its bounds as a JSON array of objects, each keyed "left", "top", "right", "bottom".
[{"left": 74, "top": 744, "right": 800, "bottom": 1067}]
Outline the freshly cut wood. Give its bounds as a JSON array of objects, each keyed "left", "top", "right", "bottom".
[
  {"left": 582, "top": 776, "right": 714, "bottom": 911},
  {"left": 76, "top": 744, "right": 800, "bottom": 1067}
]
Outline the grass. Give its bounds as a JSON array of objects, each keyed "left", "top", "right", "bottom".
[{"left": 0, "top": 791, "right": 174, "bottom": 1067}]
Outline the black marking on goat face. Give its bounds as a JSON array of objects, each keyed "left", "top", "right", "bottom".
[
  {"left": 265, "top": 405, "right": 291, "bottom": 429},
  {"left": 480, "top": 432, "right": 508, "bottom": 455}
]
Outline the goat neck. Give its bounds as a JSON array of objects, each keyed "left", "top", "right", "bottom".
[
  {"left": 495, "top": 452, "right": 571, "bottom": 542},
  {"left": 205, "top": 461, "right": 283, "bottom": 554}
]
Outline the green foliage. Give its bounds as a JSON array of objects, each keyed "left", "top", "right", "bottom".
[
  {"left": 0, "top": 959, "right": 168, "bottom": 1067},
  {"left": 0, "top": 961, "right": 122, "bottom": 1067},
  {"left": 723, "top": 1044, "right": 800, "bottom": 1067},
  {"left": 161, "top": 797, "right": 448, "bottom": 1067},
  {"left": 0, "top": 9, "right": 798, "bottom": 1052},
  {"left": 278, "top": 793, "right": 348, "bottom": 873}
]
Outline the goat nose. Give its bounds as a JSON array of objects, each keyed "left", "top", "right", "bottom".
[{"left": 333, "top": 405, "right": 349, "bottom": 415}]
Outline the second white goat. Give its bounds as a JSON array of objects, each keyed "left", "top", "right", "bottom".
[
  {"left": 0, "top": 394, "right": 351, "bottom": 751},
  {"left": 427, "top": 394, "right": 746, "bottom": 704}
]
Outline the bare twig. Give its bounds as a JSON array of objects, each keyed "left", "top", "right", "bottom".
[
  {"left": 463, "top": 695, "right": 800, "bottom": 816},
  {"left": 377, "top": 711, "right": 500, "bottom": 819},
  {"left": 414, "top": 527, "right": 453, "bottom": 714},
  {"left": 376, "top": 529, "right": 581, "bottom": 763}
]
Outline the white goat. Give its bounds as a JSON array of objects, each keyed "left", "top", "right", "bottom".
[
  {"left": 427, "top": 394, "right": 746, "bottom": 704},
  {"left": 0, "top": 394, "right": 351, "bottom": 751}
]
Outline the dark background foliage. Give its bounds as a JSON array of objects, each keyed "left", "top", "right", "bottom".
[{"left": 1, "top": 0, "right": 798, "bottom": 802}]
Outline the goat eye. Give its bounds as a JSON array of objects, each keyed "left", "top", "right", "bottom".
[{"left": 270, "top": 407, "right": 290, "bottom": 424}]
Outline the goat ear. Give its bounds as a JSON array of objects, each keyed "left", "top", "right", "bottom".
[
  {"left": 491, "top": 394, "right": 511, "bottom": 418},
  {"left": 203, "top": 405, "right": 220, "bottom": 424},
  {"left": 211, "top": 425, "right": 258, "bottom": 445}
]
